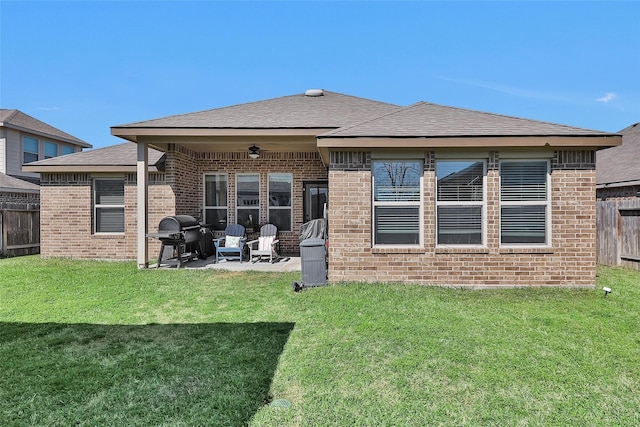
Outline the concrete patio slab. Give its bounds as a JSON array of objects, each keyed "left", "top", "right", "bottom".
[{"left": 153, "top": 255, "right": 301, "bottom": 272}]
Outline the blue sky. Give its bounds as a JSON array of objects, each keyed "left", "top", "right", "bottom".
[{"left": 2, "top": 1, "right": 639, "bottom": 149}]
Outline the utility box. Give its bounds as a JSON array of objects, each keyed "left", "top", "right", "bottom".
[{"left": 299, "top": 238, "right": 327, "bottom": 287}]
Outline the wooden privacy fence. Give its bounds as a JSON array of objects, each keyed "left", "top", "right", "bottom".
[
  {"left": 0, "top": 207, "right": 40, "bottom": 257},
  {"left": 597, "top": 199, "right": 640, "bottom": 270}
]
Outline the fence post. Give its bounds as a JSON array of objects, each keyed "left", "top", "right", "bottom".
[{"left": 0, "top": 210, "right": 5, "bottom": 256}]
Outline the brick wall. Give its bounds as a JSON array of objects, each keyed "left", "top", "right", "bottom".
[
  {"left": 164, "top": 146, "right": 328, "bottom": 254},
  {"left": 328, "top": 149, "right": 598, "bottom": 288},
  {"left": 38, "top": 148, "right": 328, "bottom": 260},
  {"left": 39, "top": 172, "right": 172, "bottom": 260}
]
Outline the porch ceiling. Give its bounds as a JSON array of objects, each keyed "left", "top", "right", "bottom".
[{"left": 133, "top": 134, "right": 322, "bottom": 155}]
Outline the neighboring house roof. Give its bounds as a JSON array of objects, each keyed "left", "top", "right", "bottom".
[
  {"left": 112, "top": 90, "right": 401, "bottom": 138},
  {"left": 0, "top": 172, "right": 40, "bottom": 194},
  {"left": 22, "top": 143, "right": 166, "bottom": 173},
  {"left": 596, "top": 122, "right": 640, "bottom": 187},
  {"left": 0, "top": 109, "right": 92, "bottom": 148},
  {"left": 319, "top": 102, "right": 614, "bottom": 138}
]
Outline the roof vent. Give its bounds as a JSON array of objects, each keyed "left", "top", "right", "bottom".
[{"left": 305, "top": 89, "right": 324, "bottom": 97}]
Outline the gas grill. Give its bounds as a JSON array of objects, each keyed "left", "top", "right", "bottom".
[{"left": 148, "top": 215, "right": 209, "bottom": 268}]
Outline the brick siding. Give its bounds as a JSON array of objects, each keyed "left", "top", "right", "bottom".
[
  {"left": 39, "top": 172, "right": 172, "bottom": 260},
  {"left": 165, "top": 146, "right": 328, "bottom": 254},
  {"left": 38, "top": 148, "right": 328, "bottom": 259},
  {"left": 328, "top": 149, "right": 598, "bottom": 288}
]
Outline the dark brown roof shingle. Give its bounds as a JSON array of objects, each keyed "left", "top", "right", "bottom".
[
  {"left": 319, "top": 102, "right": 613, "bottom": 138},
  {"left": 596, "top": 122, "right": 640, "bottom": 186},
  {"left": 25, "top": 143, "right": 165, "bottom": 168},
  {"left": 0, "top": 172, "right": 40, "bottom": 192},
  {"left": 113, "top": 91, "right": 401, "bottom": 130}
]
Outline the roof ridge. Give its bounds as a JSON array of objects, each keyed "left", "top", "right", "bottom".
[
  {"left": 0, "top": 109, "right": 20, "bottom": 123},
  {"left": 319, "top": 103, "right": 407, "bottom": 137}
]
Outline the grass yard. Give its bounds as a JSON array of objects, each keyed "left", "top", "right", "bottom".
[{"left": 1, "top": 257, "right": 639, "bottom": 426}]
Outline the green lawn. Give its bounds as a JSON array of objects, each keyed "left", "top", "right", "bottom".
[{"left": 1, "top": 257, "right": 638, "bottom": 426}]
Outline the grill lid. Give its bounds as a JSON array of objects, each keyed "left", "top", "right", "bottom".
[{"left": 158, "top": 215, "right": 200, "bottom": 232}]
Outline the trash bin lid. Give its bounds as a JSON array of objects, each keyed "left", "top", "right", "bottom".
[{"left": 300, "top": 238, "right": 325, "bottom": 247}]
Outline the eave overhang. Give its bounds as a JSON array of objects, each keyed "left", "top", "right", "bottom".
[
  {"left": 316, "top": 134, "right": 620, "bottom": 161},
  {"left": 111, "top": 127, "right": 335, "bottom": 142},
  {"left": 596, "top": 179, "right": 640, "bottom": 190}
]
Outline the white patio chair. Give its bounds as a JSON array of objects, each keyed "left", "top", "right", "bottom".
[{"left": 247, "top": 224, "right": 279, "bottom": 263}]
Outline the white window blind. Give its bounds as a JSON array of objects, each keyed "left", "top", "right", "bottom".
[
  {"left": 372, "top": 160, "right": 422, "bottom": 246},
  {"left": 436, "top": 161, "right": 485, "bottom": 246},
  {"left": 500, "top": 161, "right": 547, "bottom": 201},
  {"left": 500, "top": 160, "right": 549, "bottom": 245},
  {"left": 94, "top": 179, "right": 124, "bottom": 233}
]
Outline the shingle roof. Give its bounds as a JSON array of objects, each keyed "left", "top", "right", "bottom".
[
  {"left": 319, "top": 102, "right": 613, "bottom": 138},
  {"left": 596, "top": 122, "right": 640, "bottom": 186},
  {"left": 113, "top": 91, "right": 401, "bottom": 130},
  {"left": 0, "top": 109, "right": 92, "bottom": 147},
  {"left": 0, "top": 172, "right": 40, "bottom": 192},
  {"left": 25, "top": 142, "right": 165, "bottom": 168}
]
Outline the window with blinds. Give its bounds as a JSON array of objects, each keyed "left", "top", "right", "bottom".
[
  {"left": 93, "top": 179, "right": 125, "bottom": 233},
  {"left": 436, "top": 161, "right": 485, "bottom": 245},
  {"left": 372, "top": 160, "right": 422, "bottom": 245},
  {"left": 500, "top": 160, "right": 549, "bottom": 244}
]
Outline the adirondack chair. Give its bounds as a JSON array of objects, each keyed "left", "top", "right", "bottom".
[
  {"left": 214, "top": 224, "right": 246, "bottom": 263},
  {"left": 247, "top": 224, "right": 280, "bottom": 263}
]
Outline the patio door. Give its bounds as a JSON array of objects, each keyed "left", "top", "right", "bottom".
[{"left": 303, "top": 181, "right": 328, "bottom": 223}]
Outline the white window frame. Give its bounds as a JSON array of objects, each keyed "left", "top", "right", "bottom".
[
  {"left": 435, "top": 159, "right": 487, "bottom": 247},
  {"left": 268, "top": 173, "right": 293, "bottom": 232},
  {"left": 44, "top": 141, "right": 58, "bottom": 159},
  {"left": 499, "top": 159, "right": 551, "bottom": 247},
  {"left": 62, "top": 145, "right": 75, "bottom": 155},
  {"left": 203, "top": 173, "right": 229, "bottom": 231},
  {"left": 93, "top": 178, "right": 125, "bottom": 234},
  {"left": 372, "top": 159, "right": 423, "bottom": 247},
  {"left": 236, "top": 173, "right": 260, "bottom": 231},
  {"left": 23, "top": 136, "right": 39, "bottom": 164}
]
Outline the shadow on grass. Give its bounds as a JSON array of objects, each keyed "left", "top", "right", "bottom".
[{"left": 0, "top": 322, "right": 294, "bottom": 426}]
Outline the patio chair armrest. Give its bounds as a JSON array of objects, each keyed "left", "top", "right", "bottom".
[
  {"left": 246, "top": 239, "right": 259, "bottom": 247},
  {"left": 271, "top": 239, "right": 280, "bottom": 246}
]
